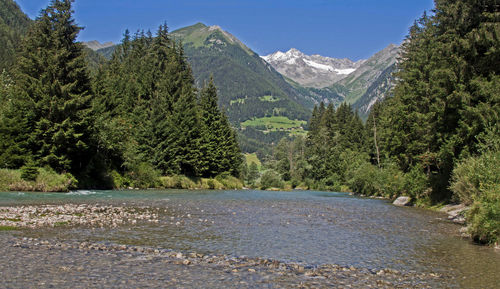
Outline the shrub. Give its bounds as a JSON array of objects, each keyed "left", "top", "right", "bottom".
[
  {"left": 403, "top": 164, "right": 429, "bottom": 199},
  {"left": 348, "top": 162, "right": 406, "bottom": 198},
  {"left": 450, "top": 150, "right": 500, "bottom": 205},
  {"left": 160, "top": 175, "right": 196, "bottom": 189},
  {"left": 20, "top": 165, "right": 39, "bottom": 181},
  {"left": 260, "top": 170, "right": 283, "bottom": 190},
  {"left": 201, "top": 178, "right": 224, "bottom": 190},
  {"left": 215, "top": 174, "right": 243, "bottom": 190},
  {"left": 128, "top": 162, "right": 160, "bottom": 189},
  {"left": 110, "top": 170, "right": 131, "bottom": 189},
  {"left": 348, "top": 163, "right": 380, "bottom": 196},
  {"left": 0, "top": 169, "right": 20, "bottom": 191},
  {"left": 0, "top": 168, "right": 76, "bottom": 192},
  {"left": 467, "top": 184, "right": 500, "bottom": 245}
]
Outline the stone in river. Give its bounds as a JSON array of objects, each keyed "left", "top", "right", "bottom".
[{"left": 393, "top": 196, "right": 411, "bottom": 206}]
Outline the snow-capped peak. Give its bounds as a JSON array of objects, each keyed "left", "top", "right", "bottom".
[{"left": 261, "top": 48, "right": 364, "bottom": 88}]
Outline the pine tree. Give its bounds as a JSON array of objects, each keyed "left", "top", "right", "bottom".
[{"left": 13, "top": 0, "right": 93, "bottom": 174}]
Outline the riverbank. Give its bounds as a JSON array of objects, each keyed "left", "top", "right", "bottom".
[
  {"left": 0, "top": 169, "right": 243, "bottom": 192},
  {"left": 0, "top": 168, "right": 76, "bottom": 192}
]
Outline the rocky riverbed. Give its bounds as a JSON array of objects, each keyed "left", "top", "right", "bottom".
[
  {"left": 0, "top": 202, "right": 444, "bottom": 288},
  {"left": 1, "top": 235, "right": 442, "bottom": 288},
  {"left": 0, "top": 204, "right": 160, "bottom": 228},
  {"left": 1, "top": 190, "right": 499, "bottom": 288}
]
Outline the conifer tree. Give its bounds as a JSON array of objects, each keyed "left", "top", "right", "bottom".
[
  {"left": 198, "top": 77, "right": 242, "bottom": 177},
  {"left": 13, "top": 0, "right": 93, "bottom": 174}
]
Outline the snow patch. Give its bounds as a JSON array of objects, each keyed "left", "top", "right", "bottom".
[
  {"left": 334, "top": 68, "right": 356, "bottom": 75},
  {"left": 303, "top": 59, "right": 334, "bottom": 71}
]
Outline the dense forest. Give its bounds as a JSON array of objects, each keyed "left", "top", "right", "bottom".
[
  {"left": 261, "top": 0, "right": 499, "bottom": 244},
  {"left": 0, "top": 0, "right": 241, "bottom": 189},
  {"left": 0, "top": 0, "right": 31, "bottom": 72}
]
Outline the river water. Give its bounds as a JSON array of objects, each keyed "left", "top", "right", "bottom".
[{"left": 1, "top": 189, "right": 499, "bottom": 288}]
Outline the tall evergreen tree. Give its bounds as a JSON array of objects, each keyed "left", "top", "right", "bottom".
[
  {"left": 198, "top": 78, "right": 242, "bottom": 177},
  {"left": 12, "top": 0, "right": 93, "bottom": 174}
]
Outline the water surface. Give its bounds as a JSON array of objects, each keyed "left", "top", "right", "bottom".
[{"left": 1, "top": 189, "right": 498, "bottom": 287}]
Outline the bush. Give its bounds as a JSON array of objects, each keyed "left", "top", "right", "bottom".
[
  {"left": 20, "top": 165, "right": 39, "bottom": 181},
  {"left": 215, "top": 174, "right": 243, "bottom": 190},
  {"left": 403, "top": 164, "right": 429, "bottom": 199},
  {"left": 160, "top": 175, "right": 196, "bottom": 189},
  {"left": 348, "top": 162, "right": 406, "bottom": 198},
  {"left": 260, "top": 170, "right": 284, "bottom": 190},
  {"left": 467, "top": 184, "right": 500, "bottom": 245},
  {"left": 201, "top": 178, "right": 224, "bottom": 190},
  {"left": 450, "top": 150, "right": 500, "bottom": 205},
  {"left": 128, "top": 162, "right": 160, "bottom": 189},
  {"left": 348, "top": 163, "right": 380, "bottom": 196},
  {"left": 0, "top": 168, "right": 77, "bottom": 192},
  {"left": 110, "top": 170, "right": 131, "bottom": 189}
]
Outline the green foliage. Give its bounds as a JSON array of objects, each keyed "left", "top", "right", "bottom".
[
  {"left": 260, "top": 170, "right": 284, "bottom": 190},
  {"left": 0, "top": 226, "right": 17, "bottom": 231},
  {"left": 374, "top": 2, "right": 500, "bottom": 202},
  {"left": 347, "top": 162, "right": 404, "bottom": 198},
  {"left": 215, "top": 174, "right": 243, "bottom": 190},
  {"left": 158, "top": 174, "right": 241, "bottom": 190},
  {"left": 0, "top": 167, "right": 76, "bottom": 192},
  {"left": 247, "top": 162, "right": 260, "bottom": 185},
  {"left": 0, "top": 0, "right": 31, "bottom": 71},
  {"left": 11, "top": 0, "right": 94, "bottom": 174},
  {"left": 198, "top": 78, "right": 242, "bottom": 177},
  {"left": 402, "top": 164, "right": 429, "bottom": 200},
  {"left": 20, "top": 165, "right": 39, "bottom": 182},
  {"left": 467, "top": 184, "right": 500, "bottom": 245},
  {"left": 92, "top": 24, "right": 241, "bottom": 180},
  {"left": 127, "top": 162, "right": 161, "bottom": 189},
  {"left": 450, "top": 150, "right": 500, "bottom": 205},
  {"left": 109, "top": 170, "right": 131, "bottom": 189},
  {"left": 160, "top": 175, "right": 197, "bottom": 190}
]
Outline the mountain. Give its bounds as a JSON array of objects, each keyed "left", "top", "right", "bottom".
[
  {"left": 262, "top": 48, "right": 364, "bottom": 88},
  {"left": 332, "top": 44, "right": 399, "bottom": 105},
  {"left": 0, "top": 0, "right": 31, "bottom": 71},
  {"left": 263, "top": 44, "right": 400, "bottom": 118},
  {"left": 170, "top": 23, "right": 312, "bottom": 123},
  {"left": 83, "top": 40, "right": 114, "bottom": 51}
]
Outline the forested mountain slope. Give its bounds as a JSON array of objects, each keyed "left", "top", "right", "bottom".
[{"left": 0, "top": 0, "right": 31, "bottom": 71}]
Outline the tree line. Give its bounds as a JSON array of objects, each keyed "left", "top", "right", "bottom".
[{"left": 0, "top": 0, "right": 241, "bottom": 188}]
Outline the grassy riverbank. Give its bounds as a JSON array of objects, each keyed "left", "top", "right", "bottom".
[
  {"left": 0, "top": 168, "right": 77, "bottom": 192},
  {"left": 0, "top": 168, "right": 243, "bottom": 192}
]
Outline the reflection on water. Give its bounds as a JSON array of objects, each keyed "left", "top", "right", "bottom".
[{"left": 1, "top": 189, "right": 499, "bottom": 287}]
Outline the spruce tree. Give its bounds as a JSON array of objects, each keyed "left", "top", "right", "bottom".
[
  {"left": 198, "top": 77, "right": 242, "bottom": 177},
  {"left": 13, "top": 0, "right": 93, "bottom": 174}
]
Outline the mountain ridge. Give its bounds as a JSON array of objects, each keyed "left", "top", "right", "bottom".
[
  {"left": 83, "top": 40, "right": 114, "bottom": 51},
  {"left": 261, "top": 48, "right": 365, "bottom": 88}
]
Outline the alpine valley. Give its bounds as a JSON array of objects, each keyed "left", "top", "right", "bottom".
[{"left": 84, "top": 23, "right": 399, "bottom": 152}]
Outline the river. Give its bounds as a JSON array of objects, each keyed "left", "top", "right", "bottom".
[{"left": 0, "top": 189, "right": 498, "bottom": 288}]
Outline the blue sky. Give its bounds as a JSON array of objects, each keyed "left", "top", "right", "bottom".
[{"left": 16, "top": 0, "right": 434, "bottom": 60}]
